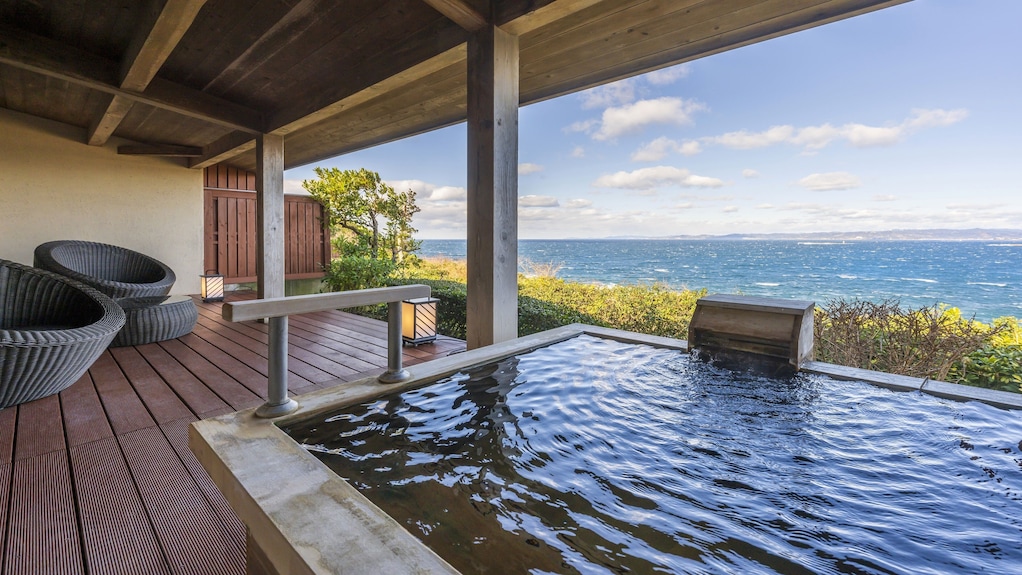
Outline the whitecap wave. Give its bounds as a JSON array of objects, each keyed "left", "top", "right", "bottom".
[
  {"left": 756, "top": 282, "right": 781, "bottom": 287},
  {"left": 900, "top": 277, "right": 938, "bottom": 284},
  {"left": 987, "top": 244, "right": 1022, "bottom": 247},
  {"left": 653, "top": 268, "right": 670, "bottom": 273},
  {"left": 967, "top": 282, "right": 1007, "bottom": 287},
  {"left": 838, "top": 274, "right": 857, "bottom": 280}
]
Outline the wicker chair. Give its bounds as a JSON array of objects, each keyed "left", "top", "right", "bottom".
[
  {"left": 1, "top": 260, "right": 125, "bottom": 408},
  {"left": 34, "top": 240, "right": 176, "bottom": 298}
]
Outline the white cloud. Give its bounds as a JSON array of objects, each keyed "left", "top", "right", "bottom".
[
  {"left": 872, "top": 194, "right": 897, "bottom": 202},
  {"left": 518, "top": 163, "right": 543, "bottom": 175},
  {"left": 579, "top": 78, "right": 637, "bottom": 109},
  {"left": 631, "top": 137, "right": 675, "bottom": 162},
  {"left": 797, "top": 172, "right": 862, "bottom": 191},
  {"left": 593, "top": 166, "right": 724, "bottom": 190},
  {"left": 284, "top": 179, "right": 307, "bottom": 195},
  {"left": 564, "top": 199, "right": 593, "bottom": 209},
  {"left": 571, "top": 146, "right": 585, "bottom": 158},
  {"left": 722, "top": 206, "right": 739, "bottom": 213},
  {"left": 742, "top": 169, "right": 760, "bottom": 178},
  {"left": 387, "top": 179, "right": 466, "bottom": 201},
  {"left": 519, "top": 195, "right": 560, "bottom": 207},
  {"left": 594, "top": 97, "right": 706, "bottom": 141},
  {"left": 566, "top": 119, "right": 598, "bottom": 134},
  {"left": 707, "top": 125, "right": 795, "bottom": 149},
  {"left": 756, "top": 203, "right": 774, "bottom": 209},
  {"left": 905, "top": 108, "right": 969, "bottom": 129},
  {"left": 645, "top": 64, "right": 691, "bottom": 85},
  {"left": 679, "top": 141, "right": 702, "bottom": 156},
  {"left": 699, "top": 108, "right": 968, "bottom": 153},
  {"left": 631, "top": 137, "right": 702, "bottom": 162}
]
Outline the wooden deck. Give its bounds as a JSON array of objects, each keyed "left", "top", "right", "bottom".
[{"left": 0, "top": 295, "right": 465, "bottom": 575}]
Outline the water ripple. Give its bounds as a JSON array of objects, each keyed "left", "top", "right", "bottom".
[{"left": 285, "top": 335, "right": 1022, "bottom": 575}]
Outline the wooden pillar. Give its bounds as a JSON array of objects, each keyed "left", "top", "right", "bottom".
[
  {"left": 256, "top": 134, "right": 285, "bottom": 300},
  {"left": 466, "top": 24, "right": 519, "bottom": 349}
]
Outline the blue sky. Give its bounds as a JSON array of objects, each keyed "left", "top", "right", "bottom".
[{"left": 283, "top": 0, "right": 1021, "bottom": 239}]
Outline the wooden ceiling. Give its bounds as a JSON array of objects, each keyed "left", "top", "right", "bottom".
[{"left": 0, "top": 0, "right": 907, "bottom": 172}]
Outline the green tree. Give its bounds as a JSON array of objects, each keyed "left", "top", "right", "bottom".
[{"left": 303, "top": 167, "right": 420, "bottom": 262}]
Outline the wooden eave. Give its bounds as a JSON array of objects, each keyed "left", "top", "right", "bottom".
[{"left": 0, "top": 0, "right": 908, "bottom": 169}]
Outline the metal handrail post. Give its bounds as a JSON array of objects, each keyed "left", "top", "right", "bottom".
[
  {"left": 378, "top": 301, "right": 411, "bottom": 383},
  {"left": 255, "top": 316, "right": 299, "bottom": 418}
]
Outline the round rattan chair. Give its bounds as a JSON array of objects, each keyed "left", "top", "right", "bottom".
[
  {"left": 1, "top": 259, "right": 125, "bottom": 408},
  {"left": 34, "top": 240, "right": 176, "bottom": 298}
]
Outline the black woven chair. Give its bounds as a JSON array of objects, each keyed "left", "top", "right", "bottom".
[
  {"left": 1, "top": 260, "right": 125, "bottom": 408},
  {"left": 34, "top": 240, "right": 176, "bottom": 298}
]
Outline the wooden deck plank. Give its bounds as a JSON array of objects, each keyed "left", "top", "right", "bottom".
[
  {"left": 0, "top": 405, "right": 17, "bottom": 462},
  {"left": 89, "top": 352, "right": 158, "bottom": 435},
  {"left": 1, "top": 296, "right": 462, "bottom": 575},
  {"left": 70, "top": 437, "right": 170, "bottom": 575},
  {"left": 190, "top": 309, "right": 336, "bottom": 383},
  {"left": 173, "top": 332, "right": 270, "bottom": 396},
  {"left": 159, "top": 417, "right": 245, "bottom": 540},
  {"left": 188, "top": 323, "right": 319, "bottom": 391},
  {"left": 132, "top": 344, "right": 232, "bottom": 416},
  {"left": 156, "top": 339, "right": 263, "bottom": 412},
  {"left": 119, "top": 425, "right": 245, "bottom": 575},
  {"left": 60, "top": 372, "right": 115, "bottom": 448},
  {"left": 108, "top": 346, "right": 193, "bottom": 424},
  {"left": 0, "top": 460, "right": 9, "bottom": 572},
  {"left": 6, "top": 451, "right": 83, "bottom": 575},
  {"left": 14, "top": 394, "right": 65, "bottom": 459}
]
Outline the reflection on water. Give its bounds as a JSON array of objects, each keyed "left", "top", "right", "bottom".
[{"left": 284, "top": 335, "right": 1022, "bottom": 575}]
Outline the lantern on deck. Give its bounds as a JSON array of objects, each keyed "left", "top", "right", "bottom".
[
  {"left": 200, "top": 273, "right": 225, "bottom": 303},
  {"left": 402, "top": 297, "right": 439, "bottom": 345}
]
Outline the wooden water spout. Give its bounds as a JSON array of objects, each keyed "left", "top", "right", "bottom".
[{"left": 688, "top": 294, "right": 815, "bottom": 373}]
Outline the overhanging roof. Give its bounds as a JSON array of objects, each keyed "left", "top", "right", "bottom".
[{"left": 0, "top": 0, "right": 907, "bottom": 172}]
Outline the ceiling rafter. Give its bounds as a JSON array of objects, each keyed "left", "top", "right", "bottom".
[
  {"left": 189, "top": 131, "right": 257, "bottom": 169},
  {"left": 88, "top": 0, "right": 209, "bottom": 146},
  {"left": 421, "top": 0, "right": 488, "bottom": 32},
  {"left": 118, "top": 144, "right": 203, "bottom": 156},
  {"left": 0, "top": 25, "right": 263, "bottom": 134}
]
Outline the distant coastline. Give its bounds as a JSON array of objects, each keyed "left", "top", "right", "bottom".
[
  {"left": 603, "top": 229, "right": 1022, "bottom": 242},
  {"left": 422, "top": 229, "right": 1022, "bottom": 242}
]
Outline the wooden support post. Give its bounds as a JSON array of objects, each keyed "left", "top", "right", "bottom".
[
  {"left": 466, "top": 24, "right": 519, "bottom": 350},
  {"left": 256, "top": 134, "right": 285, "bottom": 300}
]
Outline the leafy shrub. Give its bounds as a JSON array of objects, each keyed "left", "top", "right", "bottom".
[
  {"left": 813, "top": 299, "right": 1000, "bottom": 381},
  {"left": 323, "top": 256, "right": 396, "bottom": 291},
  {"left": 948, "top": 346, "right": 1022, "bottom": 393},
  {"left": 386, "top": 259, "right": 703, "bottom": 340}
]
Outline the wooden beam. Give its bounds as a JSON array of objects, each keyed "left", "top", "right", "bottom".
[
  {"left": 256, "top": 134, "right": 285, "bottom": 301},
  {"left": 88, "top": 0, "right": 208, "bottom": 146},
  {"left": 466, "top": 25, "right": 519, "bottom": 349},
  {"left": 421, "top": 0, "right": 488, "bottom": 32},
  {"left": 268, "top": 45, "right": 466, "bottom": 140},
  {"left": 264, "top": 15, "right": 467, "bottom": 136},
  {"left": 189, "top": 131, "right": 256, "bottom": 169},
  {"left": 117, "top": 144, "right": 203, "bottom": 157},
  {"left": 0, "top": 25, "right": 263, "bottom": 133}
]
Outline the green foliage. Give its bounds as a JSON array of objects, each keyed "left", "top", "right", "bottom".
[
  {"left": 813, "top": 299, "right": 1002, "bottom": 382},
  {"left": 389, "top": 258, "right": 702, "bottom": 340},
  {"left": 517, "top": 276, "right": 703, "bottom": 339},
  {"left": 322, "top": 254, "right": 396, "bottom": 292},
  {"left": 303, "top": 167, "right": 420, "bottom": 262},
  {"left": 948, "top": 345, "right": 1022, "bottom": 393},
  {"left": 376, "top": 258, "right": 1022, "bottom": 394}
]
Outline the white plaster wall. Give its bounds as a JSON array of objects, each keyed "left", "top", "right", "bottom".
[{"left": 0, "top": 108, "right": 204, "bottom": 294}]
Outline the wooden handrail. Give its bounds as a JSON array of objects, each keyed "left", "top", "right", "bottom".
[{"left": 221, "top": 285, "right": 431, "bottom": 417}]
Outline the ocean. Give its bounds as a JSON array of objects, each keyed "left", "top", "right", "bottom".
[{"left": 418, "top": 239, "right": 1022, "bottom": 323}]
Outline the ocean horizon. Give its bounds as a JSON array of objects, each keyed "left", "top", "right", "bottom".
[{"left": 418, "top": 239, "right": 1022, "bottom": 323}]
